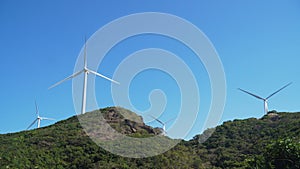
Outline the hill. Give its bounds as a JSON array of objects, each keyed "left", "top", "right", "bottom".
[{"left": 0, "top": 107, "right": 299, "bottom": 169}]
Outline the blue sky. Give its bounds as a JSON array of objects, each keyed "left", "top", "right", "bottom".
[{"left": 0, "top": 1, "right": 299, "bottom": 140}]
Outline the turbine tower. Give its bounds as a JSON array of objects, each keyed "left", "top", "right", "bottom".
[
  {"left": 238, "top": 82, "right": 292, "bottom": 114},
  {"left": 49, "top": 39, "right": 119, "bottom": 115},
  {"left": 27, "top": 101, "right": 55, "bottom": 130},
  {"left": 149, "top": 115, "right": 174, "bottom": 136}
]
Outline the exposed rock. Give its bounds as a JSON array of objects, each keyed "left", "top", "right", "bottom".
[{"left": 267, "top": 113, "right": 280, "bottom": 121}]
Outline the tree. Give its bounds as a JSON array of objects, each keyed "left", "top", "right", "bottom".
[{"left": 264, "top": 138, "right": 300, "bottom": 169}]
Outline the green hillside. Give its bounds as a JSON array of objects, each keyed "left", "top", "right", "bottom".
[{"left": 0, "top": 107, "right": 299, "bottom": 169}]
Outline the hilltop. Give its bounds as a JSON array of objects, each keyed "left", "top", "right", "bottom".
[{"left": 0, "top": 107, "right": 299, "bottom": 168}]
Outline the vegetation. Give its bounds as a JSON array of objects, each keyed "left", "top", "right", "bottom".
[
  {"left": 245, "top": 138, "right": 300, "bottom": 169},
  {"left": 0, "top": 107, "right": 299, "bottom": 168}
]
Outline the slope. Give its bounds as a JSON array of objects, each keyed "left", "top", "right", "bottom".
[{"left": 0, "top": 108, "right": 299, "bottom": 169}]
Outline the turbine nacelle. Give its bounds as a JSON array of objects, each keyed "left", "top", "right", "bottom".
[
  {"left": 27, "top": 101, "right": 55, "bottom": 130},
  {"left": 148, "top": 115, "right": 175, "bottom": 136},
  {"left": 49, "top": 38, "right": 119, "bottom": 115},
  {"left": 239, "top": 82, "right": 292, "bottom": 114}
]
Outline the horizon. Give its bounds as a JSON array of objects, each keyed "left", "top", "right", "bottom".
[{"left": 3, "top": 106, "right": 299, "bottom": 140}]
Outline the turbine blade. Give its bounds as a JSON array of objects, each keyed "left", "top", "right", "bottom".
[
  {"left": 35, "top": 100, "right": 39, "bottom": 116},
  {"left": 84, "top": 37, "right": 87, "bottom": 68},
  {"left": 48, "top": 70, "right": 83, "bottom": 89},
  {"left": 238, "top": 88, "right": 265, "bottom": 100},
  {"left": 266, "top": 82, "right": 293, "bottom": 100},
  {"left": 40, "top": 117, "right": 55, "bottom": 121},
  {"left": 87, "top": 69, "right": 120, "bottom": 85},
  {"left": 149, "top": 115, "right": 165, "bottom": 125},
  {"left": 27, "top": 119, "right": 38, "bottom": 130},
  {"left": 165, "top": 117, "right": 176, "bottom": 125}
]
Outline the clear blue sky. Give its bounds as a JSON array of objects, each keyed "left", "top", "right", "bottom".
[{"left": 0, "top": 1, "right": 299, "bottom": 140}]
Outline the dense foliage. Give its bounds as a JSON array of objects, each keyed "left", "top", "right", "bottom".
[{"left": 0, "top": 108, "right": 299, "bottom": 168}]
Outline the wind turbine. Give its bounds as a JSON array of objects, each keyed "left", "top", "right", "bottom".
[
  {"left": 49, "top": 39, "right": 119, "bottom": 115},
  {"left": 149, "top": 115, "right": 175, "bottom": 136},
  {"left": 27, "top": 101, "right": 55, "bottom": 130},
  {"left": 238, "top": 82, "right": 292, "bottom": 114}
]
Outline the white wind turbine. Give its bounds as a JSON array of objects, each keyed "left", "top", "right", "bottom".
[
  {"left": 27, "top": 101, "right": 55, "bottom": 130},
  {"left": 149, "top": 115, "right": 175, "bottom": 136},
  {"left": 49, "top": 39, "right": 119, "bottom": 115},
  {"left": 238, "top": 82, "right": 292, "bottom": 114}
]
